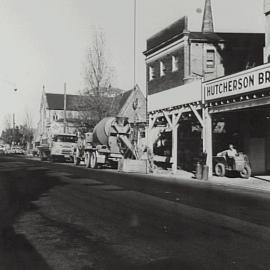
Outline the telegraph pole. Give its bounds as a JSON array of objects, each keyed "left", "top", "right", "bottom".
[{"left": 64, "top": 82, "right": 67, "bottom": 133}]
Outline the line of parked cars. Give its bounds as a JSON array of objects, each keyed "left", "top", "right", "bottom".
[{"left": 0, "top": 144, "right": 25, "bottom": 155}]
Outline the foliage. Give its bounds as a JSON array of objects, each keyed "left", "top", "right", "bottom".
[
  {"left": 0, "top": 111, "right": 34, "bottom": 147},
  {"left": 80, "top": 29, "right": 122, "bottom": 128}
]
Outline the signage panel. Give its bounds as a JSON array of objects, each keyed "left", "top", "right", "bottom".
[{"left": 203, "top": 63, "right": 270, "bottom": 101}]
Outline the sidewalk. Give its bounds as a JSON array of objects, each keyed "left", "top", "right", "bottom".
[
  {"left": 151, "top": 168, "right": 270, "bottom": 193},
  {"left": 25, "top": 154, "right": 270, "bottom": 193}
]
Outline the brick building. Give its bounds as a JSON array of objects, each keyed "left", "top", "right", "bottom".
[
  {"left": 144, "top": 19, "right": 264, "bottom": 97},
  {"left": 145, "top": 0, "right": 265, "bottom": 173}
]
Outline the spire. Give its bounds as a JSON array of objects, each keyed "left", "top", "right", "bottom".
[{"left": 201, "top": 0, "right": 214, "bottom": 33}]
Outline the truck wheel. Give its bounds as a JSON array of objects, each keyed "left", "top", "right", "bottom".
[
  {"left": 85, "top": 152, "right": 90, "bottom": 168},
  {"left": 240, "top": 164, "right": 251, "bottom": 179},
  {"left": 215, "top": 163, "right": 226, "bottom": 177},
  {"left": 90, "top": 152, "right": 97, "bottom": 169}
]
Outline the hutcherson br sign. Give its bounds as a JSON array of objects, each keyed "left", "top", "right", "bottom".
[{"left": 203, "top": 63, "right": 270, "bottom": 101}]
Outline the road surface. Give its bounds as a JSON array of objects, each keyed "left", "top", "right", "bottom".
[{"left": 0, "top": 155, "right": 270, "bottom": 270}]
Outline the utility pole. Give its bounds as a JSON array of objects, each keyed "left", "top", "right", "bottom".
[
  {"left": 64, "top": 82, "right": 67, "bottom": 133},
  {"left": 12, "top": 113, "right": 15, "bottom": 145},
  {"left": 133, "top": 0, "right": 136, "bottom": 89}
]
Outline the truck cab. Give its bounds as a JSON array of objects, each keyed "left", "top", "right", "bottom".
[{"left": 50, "top": 134, "right": 77, "bottom": 162}]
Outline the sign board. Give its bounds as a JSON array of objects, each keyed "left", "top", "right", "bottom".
[{"left": 203, "top": 63, "right": 270, "bottom": 101}]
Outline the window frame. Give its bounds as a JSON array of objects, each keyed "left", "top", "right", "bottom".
[
  {"left": 172, "top": 55, "right": 179, "bottom": 72},
  {"left": 149, "top": 65, "right": 155, "bottom": 81},
  {"left": 206, "top": 49, "right": 215, "bottom": 68},
  {"left": 160, "top": 60, "right": 166, "bottom": 76}
]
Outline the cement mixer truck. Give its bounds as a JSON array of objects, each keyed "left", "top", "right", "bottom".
[{"left": 73, "top": 116, "right": 139, "bottom": 168}]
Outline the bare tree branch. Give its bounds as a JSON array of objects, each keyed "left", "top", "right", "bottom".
[{"left": 78, "top": 29, "right": 121, "bottom": 128}]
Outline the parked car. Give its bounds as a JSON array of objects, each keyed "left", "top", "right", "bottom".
[
  {"left": 213, "top": 152, "right": 251, "bottom": 179},
  {"left": 10, "top": 146, "right": 25, "bottom": 155},
  {"left": 0, "top": 144, "right": 5, "bottom": 155}
]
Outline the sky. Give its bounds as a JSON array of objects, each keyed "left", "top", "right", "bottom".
[{"left": 0, "top": 0, "right": 265, "bottom": 132}]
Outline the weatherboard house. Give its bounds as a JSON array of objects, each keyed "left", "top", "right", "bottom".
[
  {"left": 145, "top": 0, "right": 270, "bottom": 176},
  {"left": 38, "top": 90, "right": 86, "bottom": 137}
]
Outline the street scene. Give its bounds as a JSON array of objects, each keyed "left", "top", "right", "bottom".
[{"left": 1, "top": 0, "right": 270, "bottom": 269}]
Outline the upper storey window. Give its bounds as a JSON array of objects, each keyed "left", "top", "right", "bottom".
[
  {"left": 160, "top": 61, "right": 166, "bottom": 76},
  {"left": 172, "top": 55, "right": 179, "bottom": 72},
  {"left": 206, "top": 49, "right": 215, "bottom": 68},
  {"left": 149, "top": 66, "right": 155, "bottom": 81}
]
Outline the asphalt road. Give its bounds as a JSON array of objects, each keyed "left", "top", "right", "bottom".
[{"left": 0, "top": 155, "right": 270, "bottom": 270}]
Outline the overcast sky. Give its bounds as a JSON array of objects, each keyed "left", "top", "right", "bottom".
[{"left": 0, "top": 0, "right": 265, "bottom": 131}]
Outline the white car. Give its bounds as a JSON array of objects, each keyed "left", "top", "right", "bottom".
[{"left": 0, "top": 145, "right": 5, "bottom": 155}]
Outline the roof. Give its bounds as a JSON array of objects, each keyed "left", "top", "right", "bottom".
[
  {"left": 144, "top": 31, "right": 264, "bottom": 56},
  {"left": 144, "top": 30, "right": 224, "bottom": 56},
  {"left": 189, "top": 32, "right": 224, "bottom": 42},
  {"left": 45, "top": 93, "right": 87, "bottom": 111},
  {"left": 215, "top": 32, "right": 265, "bottom": 46},
  {"left": 110, "top": 86, "right": 146, "bottom": 123},
  {"left": 109, "top": 89, "right": 133, "bottom": 115},
  {"left": 146, "top": 16, "right": 188, "bottom": 51}
]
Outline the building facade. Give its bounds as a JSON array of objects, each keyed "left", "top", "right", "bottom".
[
  {"left": 38, "top": 90, "right": 86, "bottom": 138},
  {"left": 145, "top": 0, "right": 265, "bottom": 174}
]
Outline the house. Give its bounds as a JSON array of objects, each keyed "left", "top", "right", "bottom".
[
  {"left": 112, "top": 84, "right": 146, "bottom": 125},
  {"left": 38, "top": 90, "right": 88, "bottom": 137}
]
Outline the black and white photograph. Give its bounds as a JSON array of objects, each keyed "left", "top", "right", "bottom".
[{"left": 0, "top": 0, "right": 270, "bottom": 269}]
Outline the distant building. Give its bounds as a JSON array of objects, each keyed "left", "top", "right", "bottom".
[
  {"left": 38, "top": 90, "right": 87, "bottom": 137},
  {"left": 112, "top": 84, "right": 146, "bottom": 125}
]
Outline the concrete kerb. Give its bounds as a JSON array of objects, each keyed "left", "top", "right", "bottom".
[
  {"left": 151, "top": 169, "right": 270, "bottom": 193},
  {"left": 117, "top": 168, "right": 270, "bottom": 193}
]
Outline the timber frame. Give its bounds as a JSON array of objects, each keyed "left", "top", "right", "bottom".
[{"left": 148, "top": 101, "right": 207, "bottom": 173}]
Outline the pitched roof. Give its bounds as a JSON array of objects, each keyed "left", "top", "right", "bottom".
[
  {"left": 110, "top": 86, "right": 146, "bottom": 123},
  {"left": 45, "top": 93, "right": 86, "bottom": 111},
  {"left": 109, "top": 89, "right": 133, "bottom": 115}
]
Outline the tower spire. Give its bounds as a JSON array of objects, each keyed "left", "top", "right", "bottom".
[{"left": 202, "top": 0, "right": 214, "bottom": 33}]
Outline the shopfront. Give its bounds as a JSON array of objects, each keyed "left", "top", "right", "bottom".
[{"left": 203, "top": 63, "right": 270, "bottom": 175}]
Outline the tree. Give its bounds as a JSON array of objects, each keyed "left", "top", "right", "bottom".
[
  {"left": 21, "top": 110, "right": 34, "bottom": 150},
  {"left": 81, "top": 29, "right": 122, "bottom": 128},
  {"left": 1, "top": 114, "right": 14, "bottom": 144},
  {"left": 3, "top": 114, "right": 12, "bottom": 130},
  {"left": 1, "top": 112, "right": 33, "bottom": 148}
]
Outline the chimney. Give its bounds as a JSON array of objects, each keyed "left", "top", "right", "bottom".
[{"left": 201, "top": 0, "right": 214, "bottom": 33}]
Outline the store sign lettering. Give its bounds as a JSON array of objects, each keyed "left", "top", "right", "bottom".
[{"left": 204, "top": 64, "right": 270, "bottom": 101}]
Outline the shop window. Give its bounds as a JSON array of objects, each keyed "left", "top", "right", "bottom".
[
  {"left": 160, "top": 61, "right": 166, "bottom": 76},
  {"left": 206, "top": 49, "right": 215, "bottom": 68},
  {"left": 172, "top": 55, "right": 179, "bottom": 72},
  {"left": 149, "top": 66, "right": 155, "bottom": 81}
]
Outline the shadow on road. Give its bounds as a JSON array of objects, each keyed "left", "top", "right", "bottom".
[
  {"left": 0, "top": 227, "right": 53, "bottom": 270},
  {"left": 0, "top": 157, "right": 65, "bottom": 269}
]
